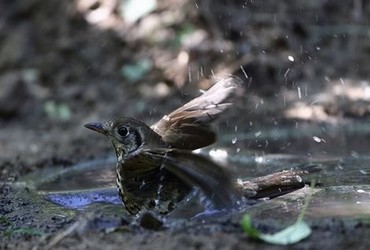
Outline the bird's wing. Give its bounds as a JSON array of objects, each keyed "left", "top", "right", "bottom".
[
  {"left": 151, "top": 77, "right": 243, "bottom": 150},
  {"left": 145, "top": 148, "right": 238, "bottom": 208}
]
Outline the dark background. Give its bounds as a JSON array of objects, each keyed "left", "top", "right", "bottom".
[{"left": 1, "top": 0, "right": 370, "bottom": 182}]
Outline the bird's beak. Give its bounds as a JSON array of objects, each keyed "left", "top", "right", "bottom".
[{"left": 84, "top": 122, "right": 106, "bottom": 134}]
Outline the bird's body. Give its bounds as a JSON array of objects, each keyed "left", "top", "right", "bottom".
[
  {"left": 85, "top": 77, "right": 242, "bottom": 215},
  {"left": 115, "top": 148, "right": 191, "bottom": 214}
]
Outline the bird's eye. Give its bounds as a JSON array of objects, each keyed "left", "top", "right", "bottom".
[{"left": 117, "top": 126, "right": 129, "bottom": 137}]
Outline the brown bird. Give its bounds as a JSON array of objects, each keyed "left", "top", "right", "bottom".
[{"left": 85, "top": 77, "right": 242, "bottom": 215}]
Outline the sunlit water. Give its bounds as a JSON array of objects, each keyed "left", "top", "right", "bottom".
[{"left": 19, "top": 121, "right": 370, "bottom": 220}]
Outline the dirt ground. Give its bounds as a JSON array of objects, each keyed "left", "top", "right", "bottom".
[{"left": 2, "top": 0, "right": 370, "bottom": 249}]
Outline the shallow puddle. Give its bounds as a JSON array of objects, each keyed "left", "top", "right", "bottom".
[{"left": 16, "top": 121, "right": 370, "bottom": 222}]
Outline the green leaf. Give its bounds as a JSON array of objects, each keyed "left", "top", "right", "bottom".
[
  {"left": 121, "top": 58, "right": 153, "bottom": 82},
  {"left": 241, "top": 215, "right": 311, "bottom": 245},
  {"left": 240, "top": 214, "right": 261, "bottom": 239},
  {"left": 44, "top": 101, "right": 71, "bottom": 121},
  {"left": 259, "top": 221, "right": 311, "bottom": 245}
]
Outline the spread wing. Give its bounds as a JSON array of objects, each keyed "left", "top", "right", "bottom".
[
  {"left": 145, "top": 148, "right": 238, "bottom": 208},
  {"left": 151, "top": 77, "right": 243, "bottom": 150}
]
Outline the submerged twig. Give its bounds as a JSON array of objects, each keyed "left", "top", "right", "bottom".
[{"left": 237, "top": 165, "right": 321, "bottom": 199}]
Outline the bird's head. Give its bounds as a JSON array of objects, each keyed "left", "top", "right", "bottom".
[{"left": 84, "top": 117, "right": 163, "bottom": 158}]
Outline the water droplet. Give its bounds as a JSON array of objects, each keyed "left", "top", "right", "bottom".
[
  {"left": 340, "top": 77, "right": 345, "bottom": 85},
  {"left": 313, "top": 136, "right": 326, "bottom": 143},
  {"left": 295, "top": 175, "right": 303, "bottom": 183},
  {"left": 359, "top": 169, "right": 368, "bottom": 175},
  {"left": 284, "top": 68, "right": 290, "bottom": 78},
  {"left": 255, "top": 156, "right": 264, "bottom": 163},
  {"left": 193, "top": 149, "right": 202, "bottom": 154},
  {"left": 209, "top": 149, "right": 228, "bottom": 160},
  {"left": 236, "top": 178, "right": 243, "bottom": 185}
]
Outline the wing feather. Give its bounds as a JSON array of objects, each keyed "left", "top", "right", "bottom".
[
  {"left": 151, "top": 77, "right": 243, "bottom": 149},
  {"left": 146, "top": 148, "right": 237, "bottom": 208}
]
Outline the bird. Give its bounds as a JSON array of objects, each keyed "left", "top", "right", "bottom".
[{"left": 84, "top": 77, "right": 243, "bottom": 215}]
